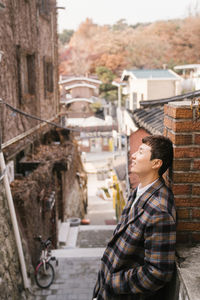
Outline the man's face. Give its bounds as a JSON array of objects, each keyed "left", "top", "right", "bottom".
[{"left": 131, "top": 143, "right": 154, "bottom": 176}]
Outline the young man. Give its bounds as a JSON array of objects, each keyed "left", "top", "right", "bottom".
[{"left": 93, "top": 135, "right": 176, "bottom": 300}]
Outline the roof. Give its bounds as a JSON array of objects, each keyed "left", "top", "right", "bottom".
[
  {"left": 60, "top": 98, "right": 93, "bottom": 104},
  {"left": 121, "top": 69, "right": 180, "bottom": 80},
  {"left": 130, "top": 89, "right": 200, "bottom": 135},
  {"left": 59, "top": 76, "right": 102, "bottom": 85},
  {"left": 66, "top": 116, "right": 113, "bottom": 127},
  {"left": 64, "top": 83, "right": 97, "bottom": 90},
  {"left": 131, "top": 107, "right": 164, "bottom": 135},
  {"left": 174, "top": 64, "right": 200, "bottom": 70}
]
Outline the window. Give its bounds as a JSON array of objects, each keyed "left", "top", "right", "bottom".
[
  {"left": 39, "top": 0, "right": 51, "bottom": 16},
  {"left": 132, "top": 92, "right": 137, "bottom": 110},
  {"left": 16, "top": 46, "right": 36, "bottom": 103},
  {"left": 43, "top": 58, "right": 54, "bottom": 97}
]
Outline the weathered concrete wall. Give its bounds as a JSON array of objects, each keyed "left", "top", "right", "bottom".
[
  {"left": 0, "top": 181, "right": 24, "bottom": 299},
  {"left": 62, "top": 144, "right": 87, "bottom": 220},
  {"left": 64, "top": 178, "right": 87, "bottom": 220}
]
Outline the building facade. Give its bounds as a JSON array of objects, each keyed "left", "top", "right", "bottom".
[
  {"left": 121, "top": 69, "right": 181, "bottom": 110},
  {"left": 0, "top": 1, "right": 87, "bottom": 298}
]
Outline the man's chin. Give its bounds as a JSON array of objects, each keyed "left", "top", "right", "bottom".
[{"left": 131, "top": 166, "right": 137, "bottom": 174}]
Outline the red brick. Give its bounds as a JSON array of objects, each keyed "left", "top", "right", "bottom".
[
  {"left": 192, "top": 186, "right": 200, "bottom": 195},
  {"left": 193, "top": 160, "right": 200, "bottom": 170},
  {"left": 172, "top": 184, "right": 192, "bottom": 195},
  {"left": 192, "top": 209, "right": 200, "bottom": 219},
  {"left": 164, "top": 105, "right": 168, "bottom": 115},
  {"left": 174, "top": 147, "right": 200, "bottom": 158},
  {"left": 175, "top": 197, "right": 200, "bottom": 207},
  {"left": 166, "top": 106, "right": 193, "bottom": 119},
  {"left": 164, "top": 116, "right": 173, "bottom": 130},
  {"left": 177, "top": 208, "right": 190, "bottom": 219},
  {"left": 177, "top": 222, "right": 200, "bottom": 231},
  {"left": 173, "top": 172, "right": 200, "bottom": 183},
  {"left": 173, "top": 159, "right": 191, "bottom": 171},
  {"left": 177, "top": 233, "right": 190, "bottom": 244},
  {"left": 167, "top": 132, "right": 192, "bottom": 145},
  {"left": 191, "top": 233, "right": 200, "bottom": 243},
  {"left": 172, "top": 120, "right": 200, "bottom": 132},
  {"left": 163, "top": 128, "right": 167, "bottom": 136},
  {"left": 195, "top": 134, "right": 200, "bottom": 144}
]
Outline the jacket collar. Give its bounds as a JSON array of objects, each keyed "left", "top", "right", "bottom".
[
  {"left": 135, "top": 177, "right": 164, "bottom": 209},
  {"left": 112, "top": 178, "right": 165, "bottom": 237}
]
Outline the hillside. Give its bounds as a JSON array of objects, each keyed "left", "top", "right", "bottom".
[{"left": 59, "top": 16, "right": 200, "bottom": 76}]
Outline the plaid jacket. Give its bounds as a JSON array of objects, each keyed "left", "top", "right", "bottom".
[{"left": 93, "top": 178, "right": 176, "bottom": 300}]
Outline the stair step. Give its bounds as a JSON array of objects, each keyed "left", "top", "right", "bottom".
[{"left": 52, "top": 247, "right": 105, "bottom": 258}]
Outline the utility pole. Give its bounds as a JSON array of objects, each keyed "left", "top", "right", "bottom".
[
  {"left": 118, "top": 84, "right": 122, "bottom": 151},
  {"left": 112, "top": 81, "right": 124, "bottom": 151}
]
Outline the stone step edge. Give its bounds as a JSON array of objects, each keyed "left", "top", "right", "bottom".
[
  {"left": 52, "top": 248, "right": 105, "bottom": 258},
  {"left": 79, "top": 225, "right": 116, "bottom": 231}
]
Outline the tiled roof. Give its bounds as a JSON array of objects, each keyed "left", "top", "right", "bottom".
[
  {"left": 131, "top": 89, "right": 200, "bottom": 134},
  {"left": 131, "top": 107, "right": 164, "bottom": 135},
  {"left": 128, "top": 69, "right": 178, "bottom": 79}
]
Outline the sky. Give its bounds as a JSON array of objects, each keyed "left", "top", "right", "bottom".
[{"left": 57, "top": 0, "right": 199, "bottom": 33}]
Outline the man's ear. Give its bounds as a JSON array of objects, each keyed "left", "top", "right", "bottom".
[{"left": 152, "top": 159, "right": 163, "bottom": 170}]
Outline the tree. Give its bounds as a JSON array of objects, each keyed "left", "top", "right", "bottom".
[
  {"left": 96, "top": 66, "right": 118, "bottom": 102},
  {"left": 112, "top": 19, "right": 128, "bottom": 31},
  {"left": 58, "top": 16, "right": 200, "bottom": 78},
  {"left": 59, "top": 29, "right": 74, "bottom": 45}
]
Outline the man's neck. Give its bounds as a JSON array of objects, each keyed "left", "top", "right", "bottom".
[{"left": 138, "top": 173, "right": 159, "bottom": 188}]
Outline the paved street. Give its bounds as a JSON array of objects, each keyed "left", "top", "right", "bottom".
[{"left": 33, "top": 151, "right": 117, "bottom": 300}]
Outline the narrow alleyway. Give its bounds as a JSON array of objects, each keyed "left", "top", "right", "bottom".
[{"left": 33, "top": 151, "right": 118, "bottom": 300}]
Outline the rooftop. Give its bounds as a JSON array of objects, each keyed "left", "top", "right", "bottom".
[
  {"left": 130, "top": 107, "right": 164, "bottom": 135},
  {"left": 130, "top": 89, "right": 200, "bottom": 135},
  {"left": 122, "top": 69, "right": 180, "bottom": 80}
]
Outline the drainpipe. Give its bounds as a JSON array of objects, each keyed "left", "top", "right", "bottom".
[{"left": 0, "top": 99, "right": 30, "bottom": 289}]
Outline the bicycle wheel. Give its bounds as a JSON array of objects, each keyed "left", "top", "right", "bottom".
[{"left": 35, "top": 262, "right": 54, "bottom": 288}]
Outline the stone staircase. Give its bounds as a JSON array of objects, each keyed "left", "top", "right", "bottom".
[{"left": 33, "top": 224, "right": 115, "bottom": 300}]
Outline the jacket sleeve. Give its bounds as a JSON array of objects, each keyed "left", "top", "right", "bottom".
[{"left": 109, "top": 210, "right": 176, "bottom": 295}]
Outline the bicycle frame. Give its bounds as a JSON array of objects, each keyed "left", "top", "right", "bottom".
[{"left": 34, "top": 236, "right": 57, "bottom": 288}]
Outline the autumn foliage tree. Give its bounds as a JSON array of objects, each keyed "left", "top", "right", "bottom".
[{"left": 59, "top": 16, "right": 200, "bottom": 77}]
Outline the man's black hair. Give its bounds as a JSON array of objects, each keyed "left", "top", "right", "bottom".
[{"left": 142, "top": 135, "right": 173, "bottom": 176}]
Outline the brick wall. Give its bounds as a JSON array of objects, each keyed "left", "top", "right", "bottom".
[{"left": 164, "top": 100, "right": 200, "bottom": 244}]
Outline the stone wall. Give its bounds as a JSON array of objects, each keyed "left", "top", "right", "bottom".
[
  {"left": 0, "top": 0, "right": 59, "bottom": 146},
  {"left": 10, "top": 138, "right": 87, "bottom": 265},
  {"left": 0, "top": 181, "right": 24, "bottom": 299}
]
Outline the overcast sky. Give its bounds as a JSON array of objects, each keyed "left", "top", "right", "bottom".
[{"left": 57, "top": 0, "right": 199, "bottom": 32}]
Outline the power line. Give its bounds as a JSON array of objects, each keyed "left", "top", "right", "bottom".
[
  {"left": 0, "top": 99, "right": 115, "bottom": 138},
  {"left": 1, "top": 99, "right": 82, "bottom": 133}
]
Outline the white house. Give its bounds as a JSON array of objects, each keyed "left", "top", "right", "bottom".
[
  {"left": 174, "top": 64, "right": 200, "bottom": 92},
  {"left": 121, "top": 69, "right": 182, "bottom": 110}
]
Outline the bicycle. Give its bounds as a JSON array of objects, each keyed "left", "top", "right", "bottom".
[{"left": 34, "top": 236, "right": 58, "bottom": 289}]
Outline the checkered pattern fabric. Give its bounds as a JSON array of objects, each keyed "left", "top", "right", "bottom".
[{"left": 93, "top": 178, "right": 176, "bottom": 300}]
